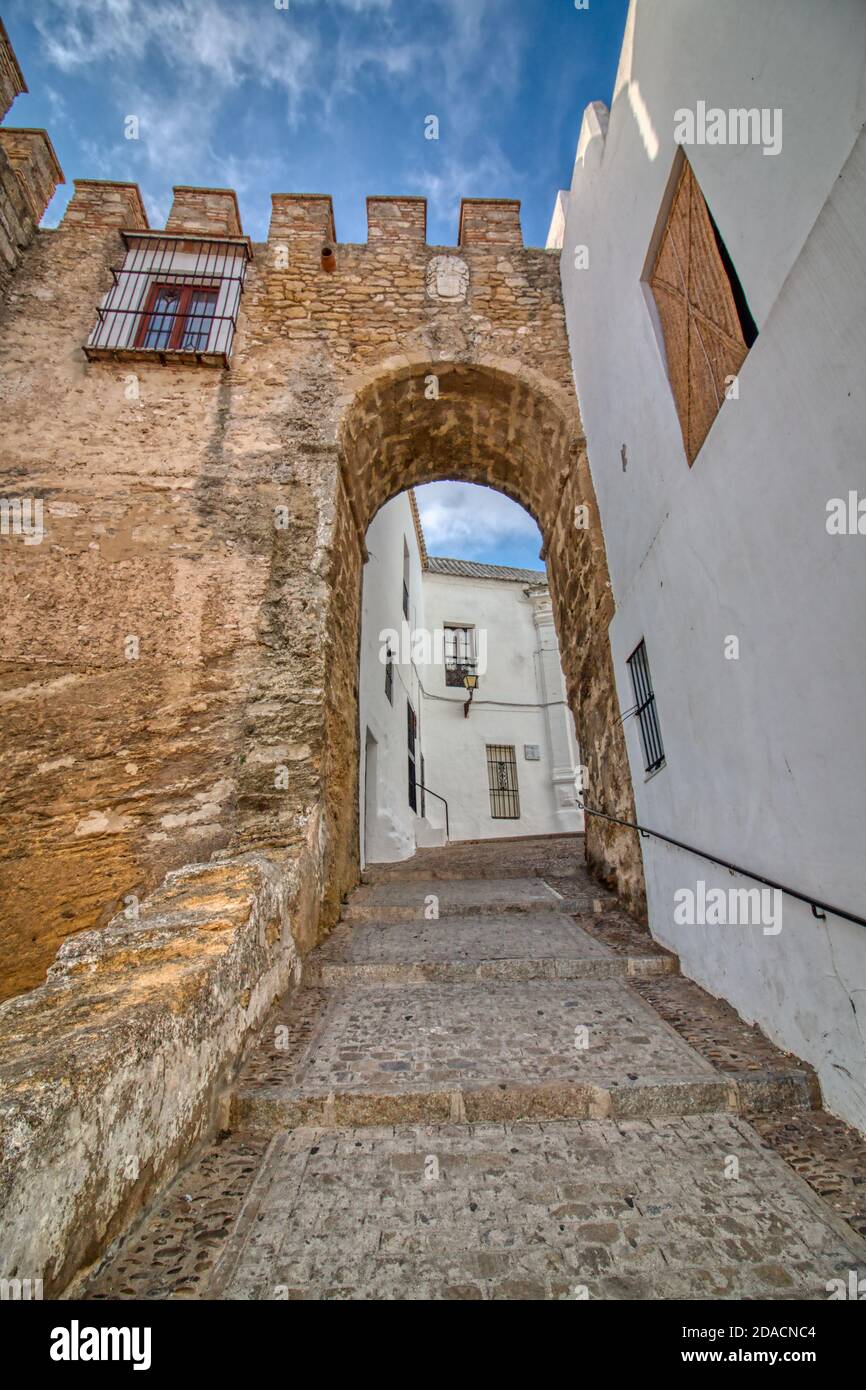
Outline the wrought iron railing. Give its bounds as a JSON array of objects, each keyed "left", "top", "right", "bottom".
[
  {"left": 84, "top": 232, "right": 250, "bottom": 366},
  {"left": 578, "top": 800, "right": 866, "bottom": 929},
  {"left": 415, "top": 782, "right": 450, "bottom": 840}
]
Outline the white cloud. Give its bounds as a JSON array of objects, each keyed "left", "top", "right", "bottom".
[{"left": 414, "top": 482, "right": 541, "bottom": 560}]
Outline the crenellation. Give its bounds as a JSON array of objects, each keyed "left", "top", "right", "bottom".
[
  {"left": 366, "top": 195, "right": 427, "bottom": 242},
  {"left": 0, "top": 127, "right": 63, "bottom": 222},
  {"left": 0, "top": 17, "right": 26, "bottom": 123},
  {"left": 459, "top": 197, "right": 523, "bottom": 247},
  {"left": 268, "top": 192, "right": 336, "bottom": 243},
  {"left": 165, "top": 185, "right": 243, "bottom": 238},
  {"left": 61, "top": 178, "right": 149, "bottom": 230}
]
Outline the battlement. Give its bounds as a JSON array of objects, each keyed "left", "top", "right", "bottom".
[
  {"left": 0, "top": 17, "right": 26, "bottom": 123},
  {"left": 166, "top": 185, "right": 243, "bottom": 238},
  {"left": 0, "top": 128, "right": 63, "bottom": 223},
  {"left": 62, "top": 179, "right": 149, "bottom": 230},
  {"left": 58, "top": 183, "right": 528, "bottom": 249}
]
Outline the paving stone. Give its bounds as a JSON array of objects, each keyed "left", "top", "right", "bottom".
[{"left": 211, "top": 1116, "right": 866, "bottom": 1301}]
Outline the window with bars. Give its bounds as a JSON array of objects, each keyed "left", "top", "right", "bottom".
[
  {"left": 486, "top": 744, "right": 520, "bottom": 819},
  {"left": 444, "top": 624, "right": 475, "bottom": 687},
  {"left": 627, "top": 640, "right": 665, "bottom": 774},
  {"left": 84, "top": 232, "right": 249, "bottom": 367},
  {"left": 407, "top": 700, "right": 418, "bottom": 812},
  {"left": 648, "top": 157, "right": 757, "bottom": 465},
  {"left": 402, "top": 539, "right": 410, "bottom": 619},
  {"left": 384, "top": 648, "right": 394, "bottom": 705}
]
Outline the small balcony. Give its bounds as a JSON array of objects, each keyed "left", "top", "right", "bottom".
[{"left": 83, "top": 231, "right": 252, "bottom": 367}]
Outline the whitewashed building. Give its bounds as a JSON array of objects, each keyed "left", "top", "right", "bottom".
[
  {"left": 550, "top": 0, "right": 866, "bottom": 1128},
  {"left": 358, "top": 489, "right": 582, "bottom": 864}
]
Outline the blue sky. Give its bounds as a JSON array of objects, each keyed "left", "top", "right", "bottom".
[{"left": 4, "top": 0, "right": 629, "bottom": 567}]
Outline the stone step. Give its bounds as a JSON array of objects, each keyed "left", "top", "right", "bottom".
[
  {"left": 342, "top": 877, "right": 616, "bottom": 922},
  {"left": 233, "top": 1069, "right": 814, "bottom": 1133},
  {"left": 359, "top": 833, "right": 585, "bottom": 885},
  {"left": 308, "top": 956, "right": 675, "bottom": 985},
  {"left": 209, "top": 1115, "right": 866, "bottom": 1301},
  {"left": 308, "top": 910, "right": 675, "bottom": 985},
  {"left": 230, "top": 978, "right": 814, "bottom": 1133}
]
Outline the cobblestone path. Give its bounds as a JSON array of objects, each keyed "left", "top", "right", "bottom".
[{"left": 85, "top": 837, "right": 866, "bottom": 1301}]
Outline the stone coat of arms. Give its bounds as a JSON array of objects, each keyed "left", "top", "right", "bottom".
[{"left": 426, "top": 255, "right": 469, "bottom": 302}]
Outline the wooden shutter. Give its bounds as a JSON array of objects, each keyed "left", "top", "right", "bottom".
[{"left": 650, "top": 160, "right": 751, "bottom": 465}]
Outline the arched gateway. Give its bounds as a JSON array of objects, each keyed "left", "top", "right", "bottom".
[
  {"left": 0, "top": 182, "right": 643, "bottom": 1291},
  {"left": 321, "top": 352, "right": 645, "bottom": 924}
]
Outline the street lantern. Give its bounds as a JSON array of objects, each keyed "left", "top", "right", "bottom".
[{"left": 462, "top": 666, "right": 479, "bottom": 717}]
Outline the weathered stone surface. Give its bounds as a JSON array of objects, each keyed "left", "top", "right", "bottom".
[
  {"left": 92, "top": 1115, "right": 866, "bottom": 1302},
  {"left": 0, "top": 852, "right": 304, "bottom": 1296}
]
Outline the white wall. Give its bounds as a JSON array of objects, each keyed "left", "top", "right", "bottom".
[
  {"left": 358, "top": 491, "right": 425, "bottom": 865},
  {"left": 418, "top": 570, "right": 582, "bottom": 843},
  {"left": 358, "top": 495, "right": 584, "bottom": 860},
  {"left": 555, "top": 0, "right": 866, "bottom": 1127}
]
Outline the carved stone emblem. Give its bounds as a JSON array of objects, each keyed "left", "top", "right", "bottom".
[{"left": 426, "top": 255, "right": 469, "bottom": 302}]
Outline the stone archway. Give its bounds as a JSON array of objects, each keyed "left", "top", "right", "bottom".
[{"left": 318, "top": 353, "right": 646, "bottom": 924}]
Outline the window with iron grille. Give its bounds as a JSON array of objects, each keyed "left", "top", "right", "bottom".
[
  {"left": 648, "top": 156, "right": 757, "bottom": 465},
  {"left": 444, "top": 624, "right": 475, "bottom": 687},
  {"left": 486, "top": 744, "right": 520, "bottom": 819},
  {"left": 627, "top": 640, "right": 665, "bottom": 774},
  {"left": 384, "top": 648, "right": 394, "bottom": 705},
  {"left": 407, "top": 700, "right": 418, "bottom": 812},
  {"left": 84, "top": 232, "right": 250, "bottom": 368},
  {"left": 402, "top": 539, "right": 410, "bottom": 619}
]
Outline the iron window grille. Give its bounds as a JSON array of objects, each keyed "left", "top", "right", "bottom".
[
  {"left": 444, "top": 624, "right": 476, "bottom": 687},
  {"left": 407, "top": 700, "right": 418, "bottom": 813},
  {"left": 84, "top": 232, "right": 251, "bottom": 368},
  {"left": 384, "top": 649, "right": 394, "bottom": 705},
  {"left": 627, "top": 639, "right": 665, "bottom": 773},
  {"left": 486, "top": 744, "right": 520, "bottom": 819}
]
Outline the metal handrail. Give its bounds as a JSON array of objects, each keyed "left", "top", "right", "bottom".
[
  {"left": 416, "top": 783, "right": 449, "bottom": 840},
  {"left": 577, "top": 801, "right": 866, "bottom": 930}
]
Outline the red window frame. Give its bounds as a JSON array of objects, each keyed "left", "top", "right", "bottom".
[{"left": 134, "top": 282, "right": 218, "bottom": 351}]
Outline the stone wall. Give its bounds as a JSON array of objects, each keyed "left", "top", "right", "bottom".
[{"left": 0, "top": 181, "right": 644, "bottom": 1004}]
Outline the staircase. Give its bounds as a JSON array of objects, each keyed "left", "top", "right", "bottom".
[
  {"left": 229, "top": 844, "right": 815, "bottom": 1134},
  {"left": 84, "top": 837, "right": 866, "bottom": 1301}
]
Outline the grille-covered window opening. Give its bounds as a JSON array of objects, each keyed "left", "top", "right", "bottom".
[
  {"left": 84, "top": 232, "right": 250, "bottom": 366},
  {"left": 486, "top": 744, "right": 520, "bottom": 819},
  {"left": 627, "top": 639, "right": 665, "bottom": 774},
  {"left": 384, "top": 648, "right": 394, "bottom": 705},
  {"left": 444, "top": 624, "right": 475, "bottom": 687},
  {"left": 407, "top": 700, "right": 418, "bottom": 812}
]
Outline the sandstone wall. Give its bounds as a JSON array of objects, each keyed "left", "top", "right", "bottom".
[{"left": 0, "top": 182, "right": 644, "bottom": 1002}]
